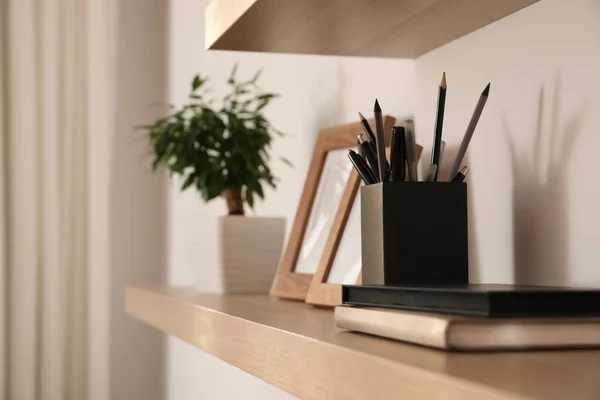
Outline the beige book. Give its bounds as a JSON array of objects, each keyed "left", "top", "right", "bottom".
[{"left": 335, "top": 306, "right": 600, "bottom": 351}]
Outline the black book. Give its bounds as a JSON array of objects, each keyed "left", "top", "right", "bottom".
[{"left": 342, "top": 284, "right": 600, "bottom": 318}]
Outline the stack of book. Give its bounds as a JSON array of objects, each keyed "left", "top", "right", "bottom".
[{"left": 336, "top": 284, "right": 600, "bottom": 351}]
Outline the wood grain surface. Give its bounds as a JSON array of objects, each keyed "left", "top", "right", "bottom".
[
  {"left": 205, "top": 0, "right": 540, "bottom": 58},
  {"left": 127, "top": 286, "right": 600, "bottom": 400}
]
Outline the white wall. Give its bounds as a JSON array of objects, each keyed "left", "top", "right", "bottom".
[
  {"left": 167, "top": 0, "right": 414, "bottom": 399},
  {"left": 413, "top": 0, "right": 600, "bottom": 286},
  {"left": 109, "top": 0, "right": 169, "bottom": 399},
  {"left": 167, "top": 0, "right": 600, "bottom": 398}
]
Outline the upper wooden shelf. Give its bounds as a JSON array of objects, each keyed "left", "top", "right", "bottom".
[
  {"left": 127, "top": 286, "right": 600, "bottom": 400},
  {"left": 205, "top": 0, "right": 539, "bottom": 58}
]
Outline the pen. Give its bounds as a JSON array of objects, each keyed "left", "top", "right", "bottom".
[
  {"left": 373, "top": 99, "right": 388, "bottom": 182},
  {"left": 404, "top": 119, "right": 418, "bottom": 182},
  {"left": 452, "top": 166, "right": 469, "bottom": 182},
  {"left": 358, "top": 134, "right": 380, "bottom": 181},
  {"left": 388, "top": 126, "right": 406, "bottom": 182},
  {"left": 348, "top": 150, "right": 377, "bottom": 185},
  {"left": 358, "top": 112, "right": 378, "bottom": 153},
  {"left": 357, "top": 152, "right": 378, "bottom": 184},
  {"left": 431, "top": 72, "right": 447, "bottom": 181},
  {"left": 448, "top": 83, "right": 490, "bottom": 180}
]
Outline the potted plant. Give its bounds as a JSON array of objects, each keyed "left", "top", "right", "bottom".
[{"left": 144, "top": 65, "right": 288, "bottom": 293}]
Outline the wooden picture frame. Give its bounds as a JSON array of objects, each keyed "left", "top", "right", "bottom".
[
  {"left": 271, "top": 116, "right": 395, "bottom": 300},
  {"left": 306, "top": 144, "right": 423, "bottom": 307}
]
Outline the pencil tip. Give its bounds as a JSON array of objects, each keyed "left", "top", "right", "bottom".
[
  {"left": 374, "top": 99, "right": 381, "bottom": 112},
  {"left": 358, "top": 111, "right": 366, "bottom": 120},
  {"left": 482, "top": 83, "right": 490, "bottom": 96},
  {"left": 441, "top": 72, "right": 447, "bottom": 89}
]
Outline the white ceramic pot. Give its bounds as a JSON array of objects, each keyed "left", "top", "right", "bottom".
[{"left": 196, "top": 215, "right": 285, "bottom": 294}]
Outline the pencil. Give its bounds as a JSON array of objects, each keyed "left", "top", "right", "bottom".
[
  {"left": 348, "top": 150, "right": 377, "bottom": 185},
  {"left": 448, "top": 83, "right": 490, "bottom": 180},
  {"left": 357, "top": 136, "right": 364, "bottom": 157},
  {"left": 358, "top": 134, "right": 380, "bottom": 181},
  {"left": 373, "top": 99, "right": 387, "bottom": 181},
  {"left": 431, "top": 72, "right": 447, "bottom": 181},
  {"left": 356, "top": 152, "right": 378, "bottom": 184}
]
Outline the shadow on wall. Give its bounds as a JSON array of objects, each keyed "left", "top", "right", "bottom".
[
  {"left": 430, "top": 145, "right": 480, "bottom": 282},
  {"left": 503, "top": 73, "right": 588, "bottom": 285}
]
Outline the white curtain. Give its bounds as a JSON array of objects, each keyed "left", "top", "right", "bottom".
[
  {"left": 1, "top": 0, "right": 7, "bottom": 396},
  {"left": 2, "top": 0, "right": 117, "bottom": 399}
]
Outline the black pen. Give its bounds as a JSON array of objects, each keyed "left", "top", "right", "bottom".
[
  {"left": 404, "top": 119, "right": 418, "bottom": 182},
  {"left": 431, "top": 72, "right": 447, "bottom": 181},
  {"left": 348, "top": 150, "right": 377, "bottom": 185},
  {"left": 452, "top": 166, "right": 469, "bottom": 183},
  {"left": 388, "top": 126, "right": 406, "bottom": 182},
  {"left": 357, "top": 152, "right": 378, "bottom": 184},
  {"left": 373, "top": 99, "right": 388, "bottom": 181},
  {"left": 357, "top": 134, "right": 380, "bottom": 181}
]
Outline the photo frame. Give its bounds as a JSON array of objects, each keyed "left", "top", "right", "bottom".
[
  {"left": 306, "top": 144, "right": 423, "bottom": 307},
  {"left": 271, "top": 116, "right": 395, "bottom": 300}
]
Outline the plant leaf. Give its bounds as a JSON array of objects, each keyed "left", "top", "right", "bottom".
[
  {"left": 192, "top": 75, "right": 201, "bottom": 91},
  {"left": 227, "top": 63, "right": 238, "bottom": 84},
  {"left": 250, "top": 69, "right": 262, "bottom": 83},
  {"left": 142, "top": 64, "right": 283, "bottom": 211},
  {"left": 246, "top": 188, "right": 254, "bottom": 208},
  {"left": 181, "top": 174, "right": 196, "bottom": 190},
  {"left": 255, "top": 183, "right": 264, "bottom": 199},
  {"left": 257, "top": 93, "right": 278, "bottom": 100}
]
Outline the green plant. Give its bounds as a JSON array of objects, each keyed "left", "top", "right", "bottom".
[{"left": 144, "top": 65, "right": 289, "bottom": 215}]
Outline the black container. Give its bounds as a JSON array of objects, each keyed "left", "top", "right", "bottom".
[{"left": 361, "top": 182, "right": 468, "bottom": 285}]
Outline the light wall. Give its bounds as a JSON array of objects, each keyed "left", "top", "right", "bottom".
[
  {"left": 108, "top": 0, "right": 169, "bottom": 399},
  {"left": 167, "top": 0, "right": 600, "bottom": 399},
  {"left": 413, "top": 0, "right": 600, "bottom": 286},
  {"left": 167, "top": 0, "right": 414, "bottom": 399}
]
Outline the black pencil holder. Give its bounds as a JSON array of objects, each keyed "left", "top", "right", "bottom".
[{"left": 361, "top": 182, "right": 469, "bottom": 285}]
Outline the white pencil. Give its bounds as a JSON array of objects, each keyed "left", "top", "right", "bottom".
[{"left": 425, "top": 164, "right": 438, "bottom": 182}]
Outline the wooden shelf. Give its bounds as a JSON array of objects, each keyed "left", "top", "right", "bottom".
[
  {"left": 205, "top": 0, "right": 539, "bottom": 58},
  {"left": 126, "top": 286, "right": 600, "bottom": 400}
]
